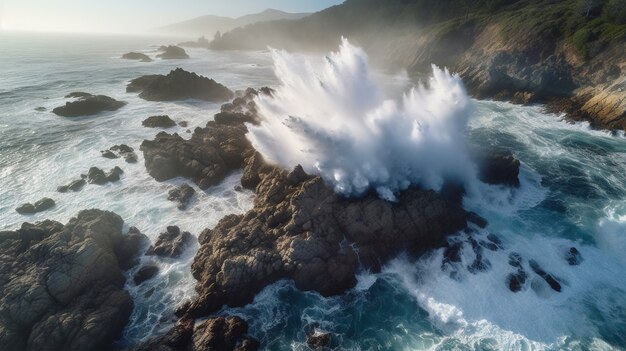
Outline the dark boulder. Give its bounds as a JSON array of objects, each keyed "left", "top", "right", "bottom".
[
  {"left": 86, "top": 166, "right": 123, "bottom": 185},
  {"left": 109, "top": 144, "right": 138, "bottom": 163},
  {"left": 127, "top": 68, "right": 233, "bottom": 102},
  {"left": 565, "top": 247, "right": 583, "bottom": 266},
  {"left": 478, "top": 150, "right": 521, "bottom": 187},
  {"left": 146, "top": 226, "right": 195, "bottom": 259},
  {"left": 101, "top": 150, "right": 118, "bottom": 159},
  {"left": 15, "top": 198, "right": 55, "bottom": 214},
  {"left": 168, "top": 184, "right": 195, "bottom": 210},
  {"left": 142, "top": 115, "right": 177, "bottom": 128},
  {"left": 0, "top": 210, "right": 145, "bottom": 351},
  {"left": 156, "top": 45, "right": 189, "bottom": 60},
  {"left": 529, "top": 259, "right": 562, "bottom": 292},
  {"left": 122, "top": 52, "right": 152, "bottom": 62},
  {"left": 133, "top": 263, "right": 160, "bottom": 285},
  {"left": 57, "top": 179, "right": 86, "bottom": 193},
  {"left": 52, "top": 92, "right": 126, "bottom": 117}
]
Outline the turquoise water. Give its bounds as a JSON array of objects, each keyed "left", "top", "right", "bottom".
[{"left": 1, "top": 32, "right": 625, "bottom": 350}]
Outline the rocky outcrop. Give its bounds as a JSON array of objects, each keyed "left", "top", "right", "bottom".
[
  {"left": 156, "top": 45, "right": 190, "bottom": 59},
  {"left": 178, "top": 36, "right": 210, "bottom": 49},
  {"left": 128, "top": 316, "right": 258, "bottom": 351},
  {"left": 122, "top": 52, "right": 152, "bottom": 62},
  {"left": 142, "top": 115, "right": 177, "bottom": 128},
  {"left": 86, "top": 166, "right": 124, "bottom": 184},
  {"left": 146, "top": 226, "right": 195, "bottom": 259},
  {"left": 139, "top": 88, "right": 265, "bottom": 188},
  {"left": 101, "top": 144, "right": 138, "bottom": 163},
  {"left": 168, "top": 184, "right": 195, "bottom": 210},
  {"left": 57, "top": 179, "right": 86, "bottom": 193},
  {"left": 0, "top": 210, "right": 148, "bottom": 351},
  {"left": 180, "top": 165, "right": 467, "bottom": 317},
  {"left": 477, "top": 150, "right": 521, "bottom": 187},
  {"left": 52, "top": 92, "right": 126, "bottom": 117},
  {"left": 15, "top": 198, "right": 55, "bottom": 214},
  {"left": 133, "top": 263, "right": 159, "bottom": 285},
  {"left": 127, "top": 68, "right": 233, "bottom": 102}
]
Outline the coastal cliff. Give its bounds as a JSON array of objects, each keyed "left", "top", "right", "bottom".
[{"left": 210, "top": 0, "right": 626, "bottom": 131}]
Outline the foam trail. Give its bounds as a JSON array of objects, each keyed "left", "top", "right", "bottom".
[{"left": 247, "top": 38, "right": 476, "bottom": 200}]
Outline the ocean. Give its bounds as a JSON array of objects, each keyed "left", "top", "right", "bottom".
[{"left": 1, "top": 31, "right": 625, "bottom": 351}]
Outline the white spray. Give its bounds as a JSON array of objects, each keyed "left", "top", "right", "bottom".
[{"left": 247, "top": 38, "right": 477, "bottom": 200}]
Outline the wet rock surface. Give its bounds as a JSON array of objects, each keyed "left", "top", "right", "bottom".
[
  {"left": 139, "top": 88, "right": 267, "bottom": 188},
  {"left": 476, "top": 150, "right": 521, "bottom": 187},
  {"left": 143, "top": 115, "right": 177, "bottom": 128},
  {"left": 133, "top": 263, "right": 159, "bottom": 285},
  {"left": 0, "top": 210, "right": 147, "bottom": 351},
  {"left": 146, "top": 226, "right": 195, "bottom": 259},
  {"left": 167, "top": 183, "right": 195, "bottom": 210},
  {"left": 127, "top": 68, "right": 233, "bottom": 102},
  {"left": 15, "top": 198, "right": 55, "bottom": 214},
  {"left": 52, "top": 92, "right": 126, "bottom": 117},
  {"left": 57, "top": 179, "right": 86, "bottom": 193},
  {"left": 86, "top": 166, "right": 124, "bottom": 184},
  {"left": 156, "top": 45, "right": 189, "bottom": 60},
  {"left": 181, "top": 164, "right": 467, "bottom": 317},
  {"left": 101, "top": 144, "right": 138, "bottom": 163}
]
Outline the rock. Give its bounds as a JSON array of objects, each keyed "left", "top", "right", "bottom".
[
  {"left": 115, "top": 227, "right": 150, "bottom": 270},
  {"left": 507, "top": 270, "right": 527, "bottom": 292},
  {"left": 86, "top": 166, "right": 123, "bottom": 185},
  {"left": 34, "top": 107, "right": 46, "bottom": 112},
  {"left": 101, "top": 150, "right": 119, "bottom": 159},
  {"left": 305, "top": 323, "right": 331, "bottom": 349},
  {"left": 133, "top": 263, "right": 159, "bottom": 285},
  {"left": 168, "top": 184, "right": 195, "bottom": 210},
  {"left": 142, "top": 115, "right": 177, "bottom": 128},
  {"left": 565, "top": 247, "right": 583, "bottom": 266},
  {"left": 57, "top": 179, "right": 86, "bottom": 193},
  {"left": 127, "top": 68, "right": 233, "bottom": 102},
  {"left": 467, "top": 211, "right": 488, "bottom": 228},
  {"left": 52, "top": 92, "right": 126, "bottom": 117},
  {"left": 178, "top": 36, "right": 210, "bottom": 49},
  {"left": 181, "top": 165, "right": 467, "bottom": 318},
  {"left": 140, "top": 89, "right": 267, "bottom": 188},
  {"left": 478, "top": 150, "right": 520, "bottom": 187},
  {"left": 529, "top": 259, "right": 561, "bottom": 292},
  {"left": 178, "top": 121, "right": 188, "bottom": 127},
  {"left": 146, "top": 226, "right": 195, "bottom": 259},
  {"left": 122, "top": 52, "right": 152, "bottom": 62},
  {"left": 156, "top": 45, "right": 189, "bottom": 59},
  {"left": 0, "top": 210, "right": 144, "bottom": 351},
  {"left": 128, "top": 316, "right": 258, "bottom": 351},
  {"left": 110, "top": 144, "right": 138, "bottom": 163},
  {"left": 15, "top": 198, "right": 55, "bottom": 214}
]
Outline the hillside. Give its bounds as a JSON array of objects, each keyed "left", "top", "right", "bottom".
[
  {"left": 211, "top": 0, "right": 626, "bottom": 131},
  {"left": 155, "top": 9, "right": 310, "bottom": 37}
]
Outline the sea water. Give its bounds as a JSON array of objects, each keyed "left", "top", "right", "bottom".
[{"left": 1, "top": 32, "right": 625, "bottom": 350}]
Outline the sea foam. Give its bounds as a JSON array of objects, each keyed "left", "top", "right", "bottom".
[{"left": 247, "top": 38, "right": 477, "bottom": 200}]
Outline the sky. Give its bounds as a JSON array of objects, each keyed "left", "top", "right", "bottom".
[{"left": 0, "top": 0, "right": 344, "bottom": 34}]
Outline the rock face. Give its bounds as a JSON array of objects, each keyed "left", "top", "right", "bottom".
[
  {"left": 478, "top": 150, "right": 521, "bottom": 187},
  {"left": 15, "top": 198, "right": 55, "bottom": 214},
  {"left": 139, "top": 88, "right": 264, "bottom": 188},
  {"left": 0, "top": 210, "right": 147, "bottom": 351},
  {"left": 156, "top": 45, "right": 190, "bottom": 59},
  {"left": 127, "top": 68, "right": 233, "bottom": 102},
  {"left": 128, "top": 316, "right": 258, "bottom": 351},
  {"left": 182, "top": 165, "right": 467, "bottom": 317},
  {"left": 52, "top": 92, "right": 126, "bottom": 117},
  {"left": 122, "top": 52, "right": 152, "bottom": 62},
  {"left": 146, "top": 226, "right": 195, "bottom": 259},
  {"left": 133, "top": 263, "right": 159, "bottom": 285},
  {"left": 142, "top": 115, "right": 177, "bottom": 128},
  {"left": 168, "top": 183, "right": 195, "bottom": 210}
]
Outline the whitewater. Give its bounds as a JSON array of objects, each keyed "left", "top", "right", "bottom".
[{"left": 1, "top": 32, "right": 625, "bottom": 350}]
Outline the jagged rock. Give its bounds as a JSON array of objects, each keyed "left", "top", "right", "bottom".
[
  {"left": 127, "top": 68, "right": 233, "bottom": 102},
  {"left": 128, "top": 316, "right": 258, "bottom": 351},
  {"left": 168, "top": 184, "right": 195, "bottom": 210},
  {"left": 57, "top": 179, "right": 86, "bottom": 193},
  {"left": 86, "top": 166, "right": 123, "bottom": 184},
  {"left": 101, "top": 150, "right": 118, "bottom": 159},
  {"left": 142, "top": 115, "right": 177, "bottom": 128},
  {"left": 478, "top": 150, "right": 520, "bottom": 187},
  {"left": 139, "top": 88, "right": 270, "bottom": 188},
  {"left": 52, "top": 92, "right": 126, "bottom": 117},
  {"left": 305, "top": 323, "right": 331, "bottom": 349},
  {"left": 122, "top": 52, "right": 152, "bottom": 62},
  {"left": 0, "top": 210, "right": 146, "bottom": 351},
  {"left": 181, "top": 165, "right": 467, "bottom": 318},
  {"left": 133, "top": 263, "right": 159, "bottom": 285},
  {"left": 529, "top": 259, "right": 561, "bottom": 292},
  {"left": 146, "top": 226, "right": 195, "bottom": 259},
  {"left": 15, "top": 198, "right": 55, "bottom": 214},
  {"left": 156, "top": 45, "right": 189, "bottom": 60},
  {"left": 109, "top": 144, "right": 138, "bottom": 163}
]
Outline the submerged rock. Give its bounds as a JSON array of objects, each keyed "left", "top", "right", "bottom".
[
  {"left": 146, "top": 226, "right": 195, "bottom": 259},
  {"left": 168, "top": 183, "right": 195, "bottom": 210},
  {"left": 127, "top": 68, "right": 233, "bottom": 102},
  {"left": 142, "top": 115, "right": 177, "bottom": 128},
  {"left": 529, "top": 259, "right": 561, "bottom": 292},
  {"left": 122, "top": 52, "right": 152, "bottom": 62},
  {"left": 565, "top": 247, "right": 583, "bottom": 266},
  {"left": 0, "top": 210, "right": 146, "bottom": 351},
  {"left": 133, "top": 263, "right": 159, "bottom": 285},
  {"left": 156, "top": 45, "right": 189, "bottom": 59},
  {"left": 181, "top": 165, "right": 467, "bottom": 318},
  {"left": 52, "top": 92, "right": 126, "bottom": 117},
  {"left": 15, "top": 198, "right": 55, "bottom": 214}
]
